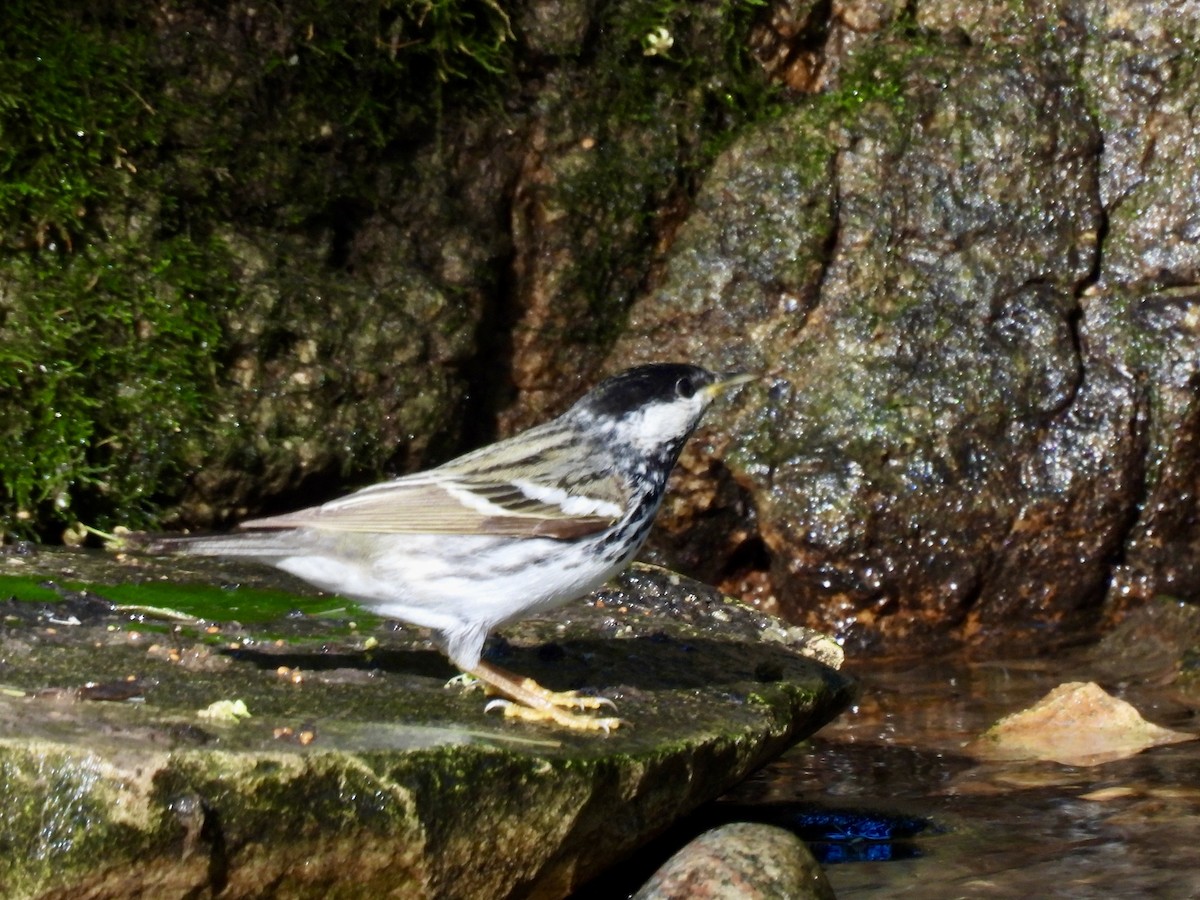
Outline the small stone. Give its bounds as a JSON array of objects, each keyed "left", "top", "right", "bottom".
[
  {"left": 972, "top": 681, "right": 1196, "bottom": 767},
  {"left": 633, "top": 822, "right": 834, "bottom": 900}
]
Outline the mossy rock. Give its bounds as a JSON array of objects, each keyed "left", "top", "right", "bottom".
[{"left": 0, "top": 554, "right": 851, "bottom": 898}]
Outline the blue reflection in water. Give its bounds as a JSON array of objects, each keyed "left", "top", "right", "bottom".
[{"left": 736, "top": 803, "right": 941, "bottom": 864}]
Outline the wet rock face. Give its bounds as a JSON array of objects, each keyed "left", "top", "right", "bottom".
[
  {"left": 612, "top": 18, "right": 1200, "bottom": 650},
  {"left": 1079, "top": 4, "right": 1200, "bottom": 609},
  {"left": 6, "top": 2, "right": 1200, "bottom": 651}
]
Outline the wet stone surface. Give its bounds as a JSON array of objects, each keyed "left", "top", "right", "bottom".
[{"left": 0, "top": 548, "right": 851, "bottom": 899}]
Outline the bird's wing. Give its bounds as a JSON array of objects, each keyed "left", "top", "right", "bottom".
[{"left": 239, "top": 425, "right": 628, "bottom": 540}]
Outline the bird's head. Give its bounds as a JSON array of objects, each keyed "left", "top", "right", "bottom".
[{"left": 570, "top": 363, "right": 755, "bottom": 457}]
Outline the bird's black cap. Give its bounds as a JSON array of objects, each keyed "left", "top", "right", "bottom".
[{"left": 572, "top": 364, "right": 723, "bottom": 419}]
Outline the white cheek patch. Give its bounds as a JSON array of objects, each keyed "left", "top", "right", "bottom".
[
  {"left": 614, "top": 397, "right": 708, "bottom": 453},
  {"left": 512, "top": 479, "right": 623, "bottom": 518}
]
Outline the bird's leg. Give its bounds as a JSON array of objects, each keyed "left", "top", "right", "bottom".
[{"left": 464, "top": 659, "right": 625, "bottom": 732}]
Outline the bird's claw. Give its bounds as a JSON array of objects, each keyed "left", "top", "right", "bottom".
[
  {"left": 485, "top": 698, "right": 626, "bottom": 733},
  {"left": 548, "top": 690, "right": 617, "bottom": 712},
  {"left": 444, "top": 673, "right": 482, "bottom": 691},
  {"left": 463, "top": 661, "right": 626, "bottom": 731}
]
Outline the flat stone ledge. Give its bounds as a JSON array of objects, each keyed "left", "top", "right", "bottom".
[{"left": 0, "top": 550, "right": 852, "bottom": 899}]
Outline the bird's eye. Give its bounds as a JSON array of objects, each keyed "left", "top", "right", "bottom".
[{"left": 675, "top": 375, "right": 697, "bottom": 399}]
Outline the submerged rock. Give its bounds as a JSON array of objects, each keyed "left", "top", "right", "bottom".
[
  {"left": 633, "top": 822, "right": 835, "bottom": 900},
  {"left": 0, "top": 551, "right": 851, "bottom": 899},
  {"left": 971, "top": 681, "right": 1196, "bottom": 767}
]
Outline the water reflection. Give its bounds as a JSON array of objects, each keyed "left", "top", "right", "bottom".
[
  {"left": 722, "top": 802, "right": 936, "bottom": 863},
  {"left": 721, "top": 651, "right": 1200, "bottom": 898}
]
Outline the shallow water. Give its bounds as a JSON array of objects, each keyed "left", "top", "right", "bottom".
[{"left": 721, "top": 651, "right": 1200, "bottom": 898}]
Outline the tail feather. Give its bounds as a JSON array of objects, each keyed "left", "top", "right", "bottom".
[{"left": 131, "top": 530, "right": 296, "bottom": 559}]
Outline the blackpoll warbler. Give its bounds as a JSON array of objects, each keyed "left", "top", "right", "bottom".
[{"left": 150, "top": 363, "right": 753, "bottom": 730}]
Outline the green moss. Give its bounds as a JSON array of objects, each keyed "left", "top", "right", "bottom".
[
  {"left": 0, "top": 1, "right": 521, "bottom": 540},
  {"left": 816, "top": 20, "right": 950, "bottom": 122},
  {"left": 0, "top": 4, "right": 225, "bottom": 537},
  {"left": 0, "top": 574, "right": 377, "bottom": 648},
  {"left": 192, "top": 0, "right": 514, "bottom": 161},
  {"left": 0, "top": 4, "right": 158, "bottom": 249},
  {"left": 550, "top": 0, "right": 782, "bottom": 346},
  {"left": 0, "top": 572, "right": 303, "bottom": 619},
  {"left": 0, "top": 238, "right": 233, "bottom": 537},
  {"left": 0, "top": 748, "right": 157, "bottom": 897}
]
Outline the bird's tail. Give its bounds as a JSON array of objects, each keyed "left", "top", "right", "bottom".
[{"left": 131, "top": 529, "right": 296, "bottom": 559}]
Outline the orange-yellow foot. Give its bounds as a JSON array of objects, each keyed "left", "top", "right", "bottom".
[
  {"left": 484, "top": 698, "right": 625, "bottom": 732},
  {"left": 464, "top": 660, "right": 626, "bottom": 732}
]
